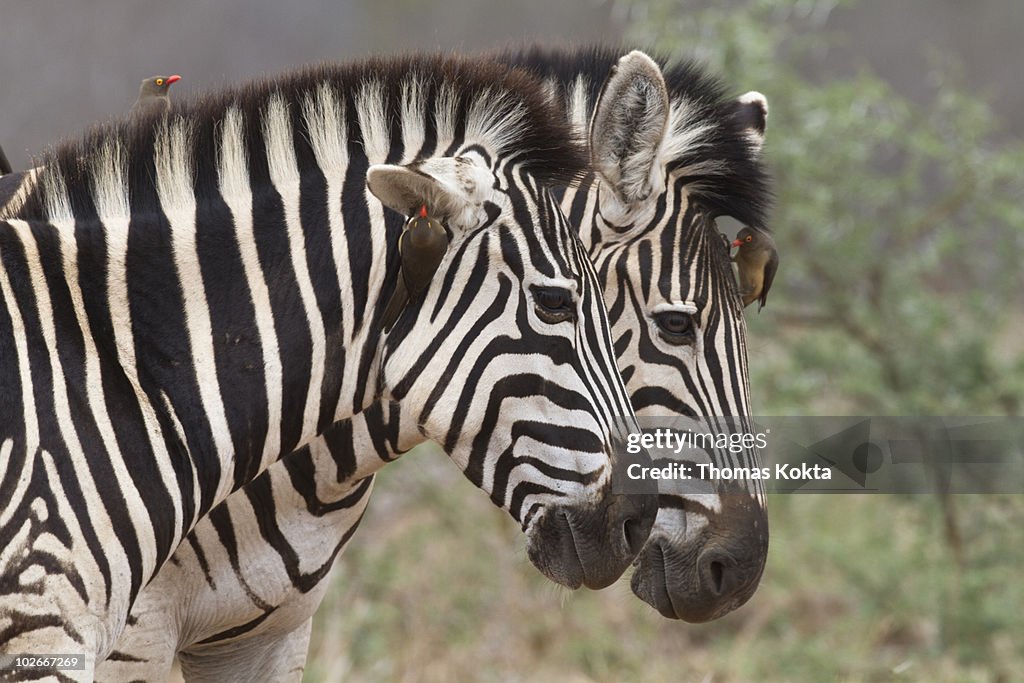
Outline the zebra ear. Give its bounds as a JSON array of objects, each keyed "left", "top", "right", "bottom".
[
  {"left": 367, "top": 158, "right": 493, "bottom": 229},
  {"left": 590, "top": 51, "right": 670, "bottom": 204},
  {"left": 730, "top": 91, "right": 769, "bottom": 154}
]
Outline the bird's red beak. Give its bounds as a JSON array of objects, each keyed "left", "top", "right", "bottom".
[
  {"left": 731, "top": 239, "right": 743, "bottom": 248},
  {"left": 166, "top": 75, "right": 182, "bottom": 85}
]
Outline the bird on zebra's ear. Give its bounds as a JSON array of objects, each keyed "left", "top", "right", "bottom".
[
  {"left": 367, "top": 157, "right": 494, "bottom": 333},
  {"left": 379, "top": 204, "right": 450, "bottom": 333},
  {"left": 731, "top": 226, "right": 779, "bottom": 311},
  {"left": 130, "top": 73, "right": 181, "bottom": 117}
]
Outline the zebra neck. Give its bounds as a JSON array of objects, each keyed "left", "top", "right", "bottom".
[
  {"left": 306, "top": 400, "right": 424, "bottom": 496},
  {"left": 130, "top": 177, "right": 392, "bottom": 513},
  {"left": 22, "top": 55, "right": 577, "bottom": 516},
  {"left": 30, "top": 129, "right": 398, "bottom": 521}
]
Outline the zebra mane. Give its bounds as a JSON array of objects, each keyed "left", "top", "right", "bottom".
[
  {"left": 494, "top": 44, "right": 773, "bottom": 232},
  {"left": 20, "top": 54, "right": 587, "bottom": 223}
]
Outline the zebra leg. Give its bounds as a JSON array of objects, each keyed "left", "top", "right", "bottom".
[
  {"left": 94, "top": 552, "right": 185, "bottom": 681},
  {"left": 177, "top": 618, "right": 313, "bottom": 683},
  {"left": 93, "top": 606, "right": 178, "bottom": 681},
  {"left": 102, "top": 442, "right": 376, "bottom": 681}
]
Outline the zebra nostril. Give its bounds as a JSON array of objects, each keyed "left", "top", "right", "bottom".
[
  {"left": 699, "top": 549, "right": 740, "bottom": 598},
  {"left": 623, "top": 518, "right": 648, "bottom": 555},
  {"left": 708, "top": 560, "right": 726, "bottom": 596}
]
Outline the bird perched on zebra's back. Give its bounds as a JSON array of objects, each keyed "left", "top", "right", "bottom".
[
  {"left": 731, "top": 226, "right": 778, "bottom": 311},
  {"left": 130, "top": 74, "right": 181, "bottom": 117}
]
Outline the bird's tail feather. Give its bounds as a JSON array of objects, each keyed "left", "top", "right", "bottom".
[{"left": 379, "top": 276, "right": 409, "bottom": 333}]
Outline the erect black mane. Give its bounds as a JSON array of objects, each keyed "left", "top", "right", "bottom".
[
  {"left": 494, "top": 44, "right": 773, "bottom": 233},
  {"left": 20, "top": 53, "right": 587, "bottom": 222}
]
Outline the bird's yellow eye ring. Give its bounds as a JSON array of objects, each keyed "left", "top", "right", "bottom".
[
  {"left": 746, "top": 235, "right": 753, "bottom": 242},
  {"left": 156, "top": 78, "right": 164, "bottom": 86}
]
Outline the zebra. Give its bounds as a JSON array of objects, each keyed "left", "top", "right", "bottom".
[
  {"left": 0, "top": 54, "right": 658, "bottom": 680},
  {"left": 93, "top": 48, "right": 774, "bottom": 682},
  {"left": 510, "top": 46, "right": 773, "bottom": 624}
]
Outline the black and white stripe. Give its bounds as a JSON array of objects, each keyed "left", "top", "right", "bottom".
[
  {"left": 0, "top": 54, "right": 655, "bottom": 680},
  {"left": 523, "top": 46, "right": 772, "bottom": 623},
  {"left": 90, "top": 48, "right": 774, "bottom": 681}
]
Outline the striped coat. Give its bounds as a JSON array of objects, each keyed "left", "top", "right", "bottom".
[
  {"left": 97, "top": 48, "right": 775, "bottom": 682},
  {"left": 0, "top": 54, "right": 655, "bottom": 679}
]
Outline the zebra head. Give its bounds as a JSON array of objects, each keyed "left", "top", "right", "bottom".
[
  {"left": 557, "top": 50, "right": 772, "bottom": 620},
  {"left": 366, "top": 146, "right": 657, "bottom": 590}
]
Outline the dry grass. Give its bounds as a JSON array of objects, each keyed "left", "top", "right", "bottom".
[{"left": 302, "top": 444, "right": 1024, "bottom": 682}]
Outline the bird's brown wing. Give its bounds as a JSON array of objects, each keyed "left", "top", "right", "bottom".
[
  {"left": 379, "top": 230, "right": 411, "bottom": 332},
  {"left": 130, "top": 95, "right": 170, "bottom": 118},
  {"left": 379, "top": 275, "right": 409, "bottom": 333},
  {"left": 758, "top": 248, "right": 779, "bottom": 311}
]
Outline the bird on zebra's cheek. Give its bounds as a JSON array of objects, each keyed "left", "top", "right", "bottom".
[
  {"left": 539, "top": 48, "right": 773, "bottom": 620},
  {"left": 367, "top": 152, "right": 658, "bottom": 591}
]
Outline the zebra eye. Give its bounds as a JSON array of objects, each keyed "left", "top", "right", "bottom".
[
  {"left": 653, "top": 311, "right": 696, "bottom": 346},
  {"left": 532, "top": 286, "right": 575, "bottom": 324}
]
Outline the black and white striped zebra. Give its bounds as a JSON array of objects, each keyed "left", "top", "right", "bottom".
[
  {"left": 90, "top": 48, "right": 774, "bottom": 681},
  {"left": 0, "top": 54, "right": 657, "bottom": 679},
  {"left": 515, "top": 46, "right": 773, "bottom": 623}
]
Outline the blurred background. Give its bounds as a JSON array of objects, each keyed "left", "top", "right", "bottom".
[{"left": 4, "top": 0, "right": 1022, "bottom": 681}]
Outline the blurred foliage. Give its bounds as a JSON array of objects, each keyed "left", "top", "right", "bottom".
[
  {"left": 306, "top": 450, "right": 1024, "bottom": 682},
  {"left": 304, "top": 1, "right": 1024, "bottom": 681}
]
